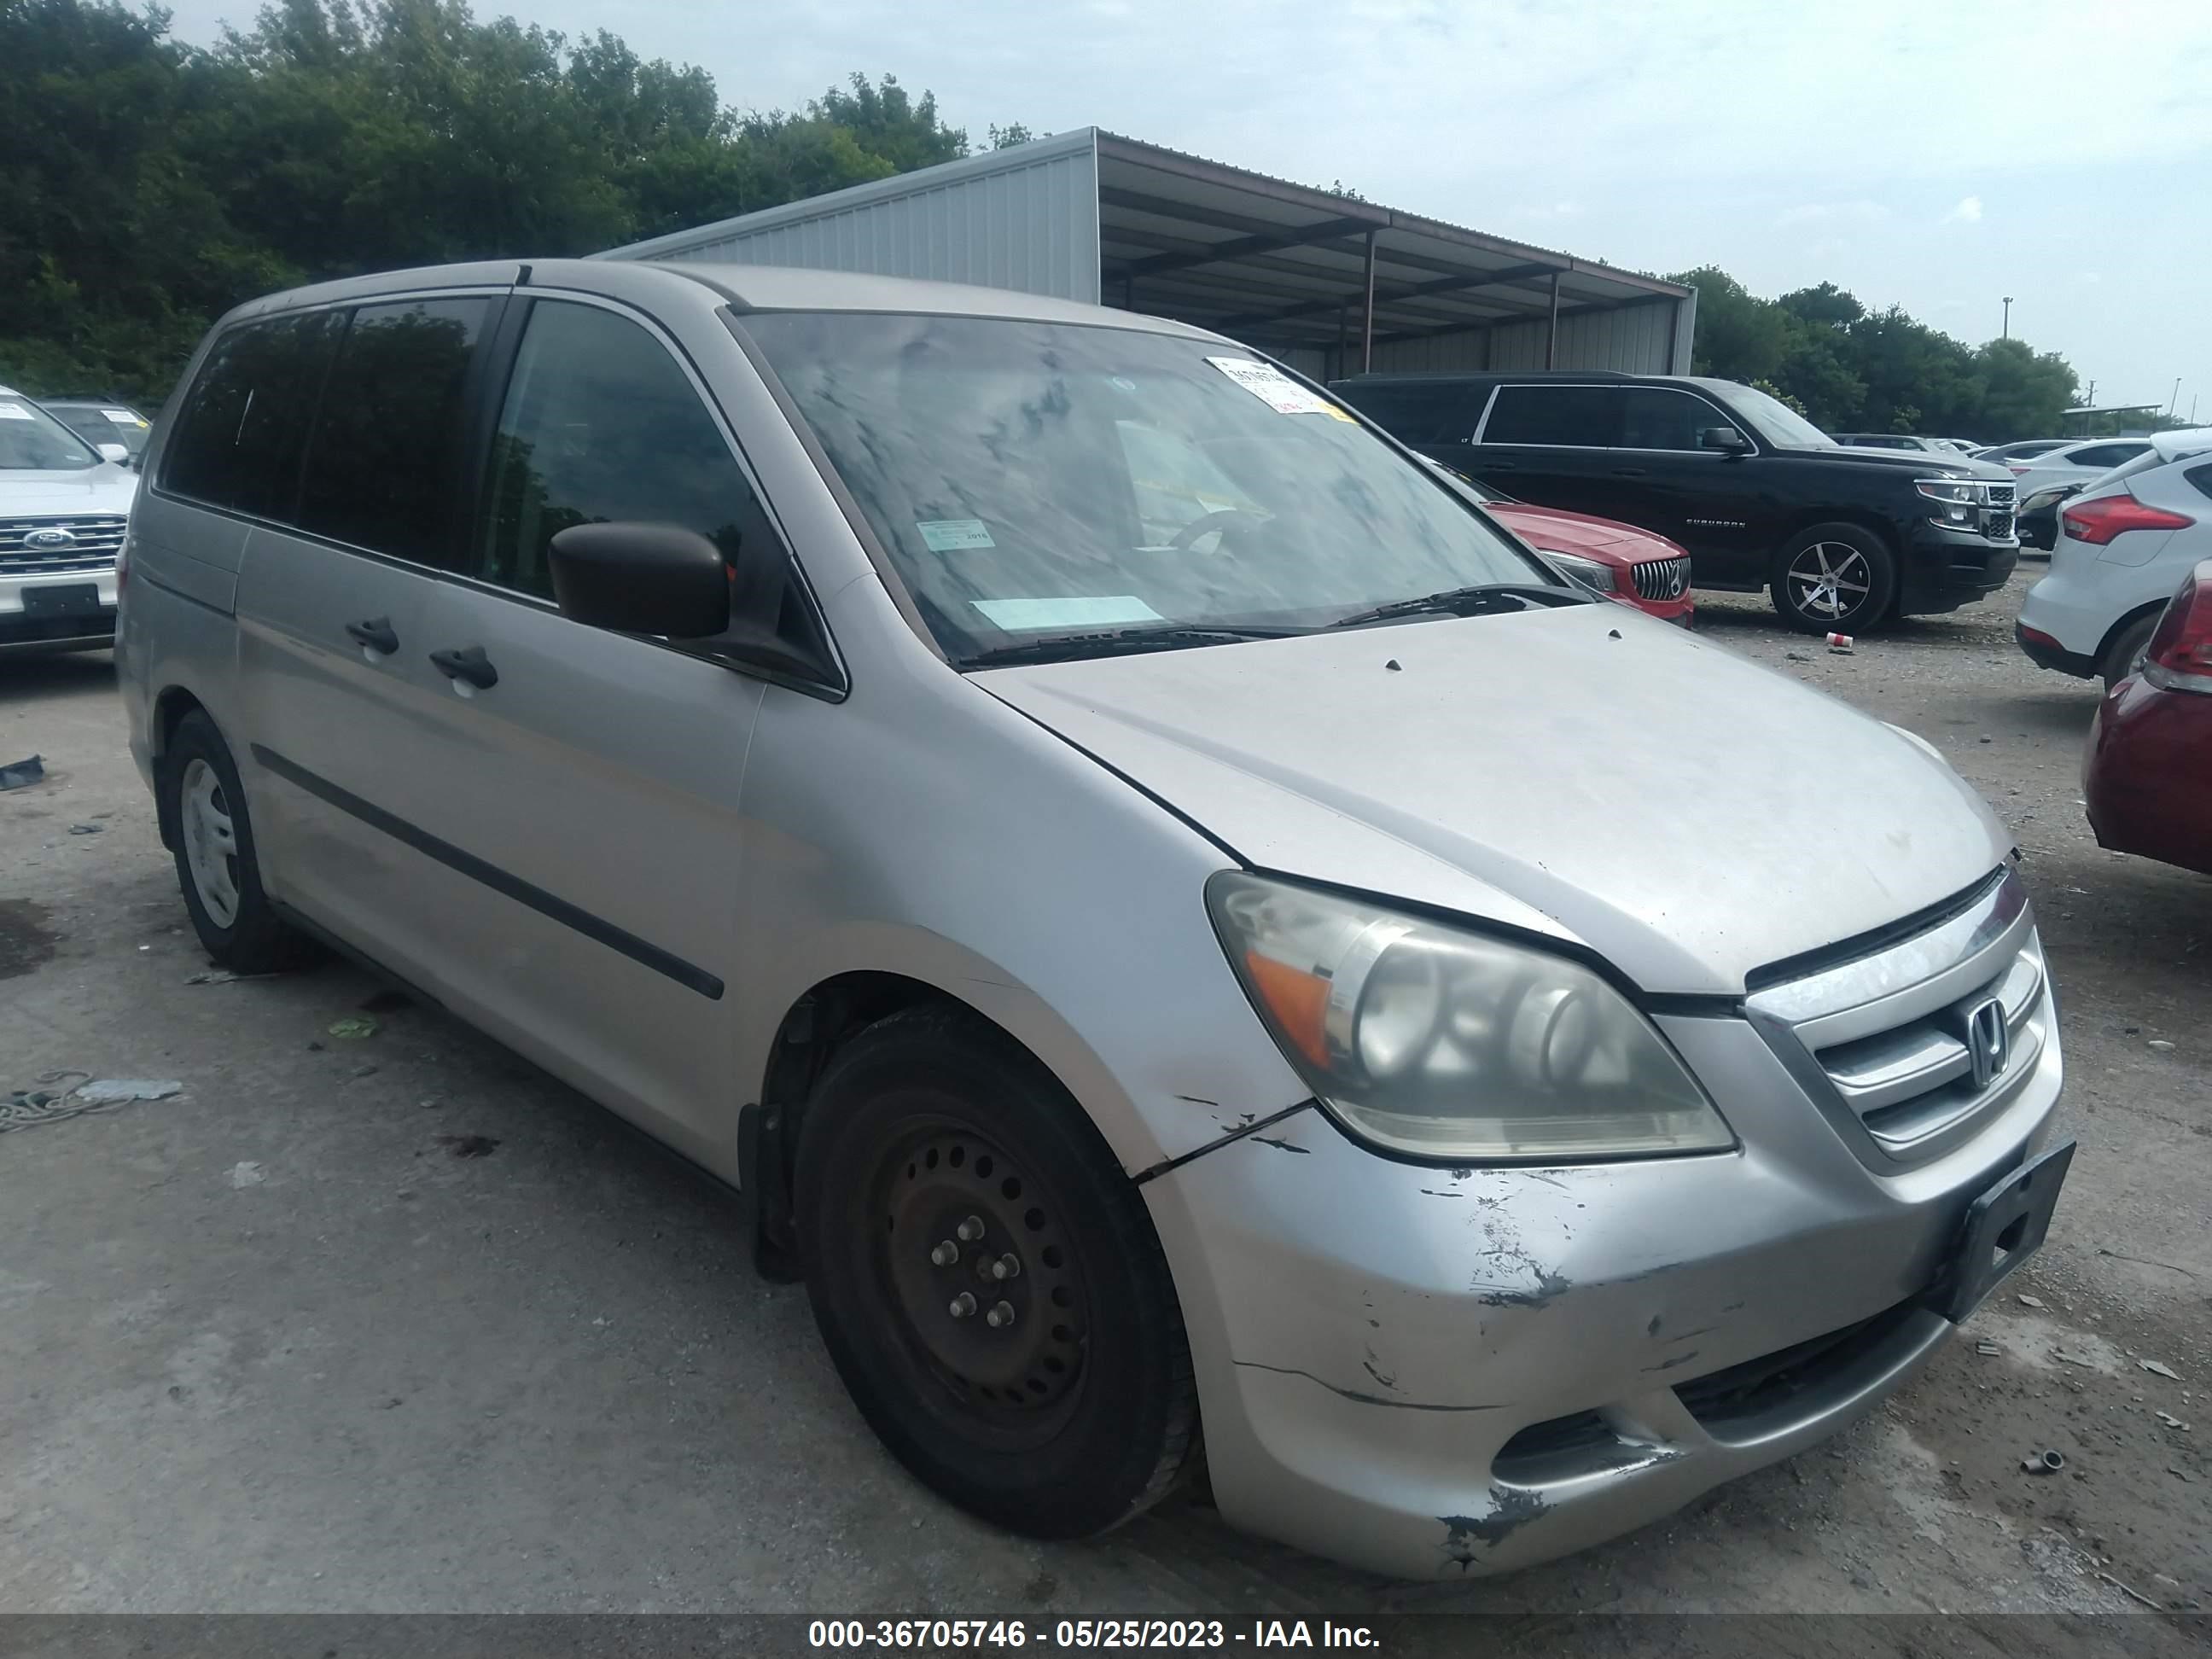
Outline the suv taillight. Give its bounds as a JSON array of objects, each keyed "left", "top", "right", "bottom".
[
  {"left": 2141, "top": 564, "right": 2212, "bottom": 695},
  {"left": 2061, "top": 492, "right": 2195, "bottom": 546}
]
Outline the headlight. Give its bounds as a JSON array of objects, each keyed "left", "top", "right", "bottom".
[
  {"left": 1207, "top": 873, "right": 1734, "bottom": 1161},
  {"left": 1543, "top": 550, "right": 1618, "bottom": 593}
]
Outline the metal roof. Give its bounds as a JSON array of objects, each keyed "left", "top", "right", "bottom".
[
  {"left": 1089, "top": 131, "right": 1689, "bottom": 353},
  {"left": 597, "top": 128, "right": 1691, "bottom": 364}
]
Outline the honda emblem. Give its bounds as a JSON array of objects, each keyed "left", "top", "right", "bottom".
[{"left": 1966, "top": 997, "right": 2010, "bottom": 1089}]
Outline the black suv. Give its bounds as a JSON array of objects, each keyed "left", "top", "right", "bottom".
[{"left": 1330, "top": 371, "right": 2019, "bottom": 632}]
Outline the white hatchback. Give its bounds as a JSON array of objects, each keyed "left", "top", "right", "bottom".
[{"left": 2017, "top": 430, "right": 2212, "bottom": 685}]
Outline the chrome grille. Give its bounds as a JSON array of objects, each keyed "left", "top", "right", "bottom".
[
  {"left": 1986, "top": 483, "right": 2017, "bottom": 509},
  {"left": 1748, "top": 870, "right": 2051, "bottom": 1167},
  {"left": 0, "top": 515, "right": 127, "bottom": 575},
  {"left": 1631, "top": 556, "right": 1691, "bottom": 601}
]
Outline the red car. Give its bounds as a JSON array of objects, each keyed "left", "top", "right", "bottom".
[
  {"left": 1425, "top": 461, "right": 1695, "bottom": 624},
  {"left": 2084, "top": 559, "right": 2212, "bottom": 876}
]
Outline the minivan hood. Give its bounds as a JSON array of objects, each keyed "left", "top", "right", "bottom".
[
  {"left": 981, "top": 605, "right": 2010, "bottom": 995},
  {"left": 0, "top": 463, "right": 140, "bottom": 515}
]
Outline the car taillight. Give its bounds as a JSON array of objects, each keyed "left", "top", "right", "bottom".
[
  {"left": 2141, "top": 565, "right": 2212, "bottom": 694},
  {"left": 2060, "top": 493, "right": 2196, "bottom": 547}
]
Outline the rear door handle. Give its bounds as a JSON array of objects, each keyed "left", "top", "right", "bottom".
[
  {"left": 429, "top": 644, "right": 498, "bottom": 690},
  {"left": 345, "top": 615, "right": 399, "bottom": 655},
  {"left": 1610, "top": 467, "right": 1649, "bottom": 477}
]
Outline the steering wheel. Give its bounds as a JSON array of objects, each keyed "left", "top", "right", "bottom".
[{"left": 1169, "top": 508, "right": 1264, "bottom": 551}]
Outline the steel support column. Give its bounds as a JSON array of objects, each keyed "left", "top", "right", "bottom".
[
  {"left": 1360, "top": 230, "right": 1377, "bottom": 373},
  {"left": 1545, "top": 271, "right": 1561, "bottom": 369}
]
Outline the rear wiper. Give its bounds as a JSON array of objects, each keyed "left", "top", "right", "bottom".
[
  {"left": 1328, "top": 583, "right": 1589, "bottom": 630},
  {"left": 958, "top": 623, "right": 1307, "bottom": 670}
]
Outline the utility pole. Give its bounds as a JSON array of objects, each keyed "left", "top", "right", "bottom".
[
  {"left": 2001, "top": 295, "right": 2013, "bottom": 339},
  {"left": 2170, "top": 378, "right": 2183, "bottom": 417}
]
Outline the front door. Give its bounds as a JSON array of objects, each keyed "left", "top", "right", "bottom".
[{"left": 392, "top": 295, "right": 777, "bottom": 1153}]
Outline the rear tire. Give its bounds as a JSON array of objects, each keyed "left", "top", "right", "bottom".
[
  {"left": 161, "top": 711, "right": 315, "bottom": 973},
  {"left": 1771, "top": 522, "right": 1898, "bottom": 634},
  {"left": 2097, "top": 613, "right": 2159, "bottom": 691},
  {"left": 795, "top": 1005, "right": 1198, "bottom": 1538}
]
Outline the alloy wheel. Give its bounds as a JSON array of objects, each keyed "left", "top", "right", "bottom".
[{"left": 1785, "top": 540, "right": 1872, "bottom": 622}]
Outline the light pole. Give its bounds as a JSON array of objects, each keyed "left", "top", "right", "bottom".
[
  {"left": 2170, "top": 378, "right": 2183, "bottom": 418},
  {"left": 2001, "top": 296, "right": 2013, "bottom": 339}
]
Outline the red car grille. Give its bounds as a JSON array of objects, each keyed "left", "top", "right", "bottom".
[{"left": 1631, "top": 556, "right": 1690, "bottom": 602}]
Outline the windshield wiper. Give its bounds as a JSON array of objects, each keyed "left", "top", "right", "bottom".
[
  {"left": 958, "top": 623, "right": 1308, "bottom": 670},
  {"left": 1328, "top": 583, "right": 1589, "bottom": 631}
]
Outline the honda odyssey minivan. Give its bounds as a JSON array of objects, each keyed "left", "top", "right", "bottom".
[{"left": 119, "top": 260, "right": 2069, "bottom": 1579}]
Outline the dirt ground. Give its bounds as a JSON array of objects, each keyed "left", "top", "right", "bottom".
[{"left": 2, "top": 567, "right": 2207, "bottom": 1625}]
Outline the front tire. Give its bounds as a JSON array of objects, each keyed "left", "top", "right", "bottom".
[
  {"left": 161, "top": 711, "right": 313, "bottom": 972},
  {"left": 795, "top": 1005, "right": 1198, "bottom": 1538},
  {"left": 1771, "top": 522, "right": 1898, "bottom": 634}
]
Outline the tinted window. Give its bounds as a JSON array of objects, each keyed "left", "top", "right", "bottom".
[
  {"left": 295, "top": 298, "right": 489, "bottom": 564},
  {"left": 164, "top": 313, "right": 341, "bottom": 516},
  {"left": 2069, "top": 443, "right": 2147, "bottom": 469},
  {"left": 1481, "top": 385, "right": 1623, "bottom": 447},
  {"left": 2186, "top": 463, "right": 2212, "bottom": 504},
  {"left": 1619, "top": 387, "right": 1730, "bottom": 451},
  {"left": 475, "top": 300, "right": 759, "bottom": 600},
  {"left": 1334, "top": 381, "right": 1484, "bottom": 445}
]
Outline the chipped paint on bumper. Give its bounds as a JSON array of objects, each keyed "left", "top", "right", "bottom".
[{"left": 1138, "top": 1011, "right": 2061, "bottom": 1579}]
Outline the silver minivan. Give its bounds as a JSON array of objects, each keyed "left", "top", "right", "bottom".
[{"left": 119, "top": 261, "right": 2069, "bottom": 1579}]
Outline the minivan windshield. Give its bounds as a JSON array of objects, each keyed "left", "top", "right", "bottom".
[
  {"left": 743, "top": 312, "right": 1555, "bottom": 664},
  {"left": 1702, "top": 381, "right": 1837, "bottom": 451},
  {"left": 0, "top": 394, "right": 99, "bottom": 471}
]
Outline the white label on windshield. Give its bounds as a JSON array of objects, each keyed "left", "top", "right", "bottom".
[
  {"left": 0, "top": 403, "right": 31, "bottom": 420},
  {"left": 101, "top": 408, "right": 142, "bottom": 425},
  {"left": 1207, "top": 357, "right": 1343, "bottom": 417},
  {"left": 971, "top": 596, "right": 1163, "bottom": 632},
  {"left": 917, "top": 518, "right": 996, "bottom": 551}
]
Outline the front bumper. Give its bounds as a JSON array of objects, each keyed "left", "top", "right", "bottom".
[
  {"left": 1898, "top": 525, "right": 2018, "bottom": 615},
  {"left": 0, "top": 568, "right": 118, "bottom": 653},
  {"left": 1142, "top": 1009, "right": 2062, "bottom": 1580}
]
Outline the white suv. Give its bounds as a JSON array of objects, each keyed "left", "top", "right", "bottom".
[
  {"left": 2017, "top": 429, "right": 2212, "bottom": 686},
  {"left": 1, "top": 384, "right": 140, "bottom": 655}
]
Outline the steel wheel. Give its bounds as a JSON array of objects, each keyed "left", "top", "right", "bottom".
[
  {"left": 179, "top": 757, "right": 242, "bottom": 928},
  {"left": 876, "top": 1124, "right": 1090, "bottom": 1445},
  {"left": 1784, "top": 539, "right": 1871, "bottom": 622}
]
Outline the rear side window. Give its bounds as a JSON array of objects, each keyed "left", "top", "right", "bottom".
[
  {"left": 474, "top": 300, "right": 761, "bottom": 600},
  {"left": 1619, "top": 388, "right": 1730, "bottom": 451},
  {"left": 2183, "top": 463, "right": 2212, "bottom": 504},
  {"left": 2069, "top": 443, "right": 2147, "bottom": 469},
  {"left": 163, "top": 313, "right": 341, "bottom": 517},
  {"left": 1335, "top": 381, "right": 1483, "bottom": 445},
  {"left": 294, "top": 298, "right": 490, "bottom": 565},
  {"left": 1481, "top": 385, "right": 1623, "bottom": 447}
]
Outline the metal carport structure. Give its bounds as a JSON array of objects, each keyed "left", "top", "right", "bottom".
[{"left": 599, "top": 128, "right": 1696, "bottom": 380}]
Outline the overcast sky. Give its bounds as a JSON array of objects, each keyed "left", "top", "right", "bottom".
[{"left": 162, "top": 0, "right": 2212, "bottom": 416}]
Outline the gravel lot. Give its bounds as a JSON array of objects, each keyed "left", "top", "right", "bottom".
[{"left": 2, "top": 568, "right": 2206, "bottom": 1627}]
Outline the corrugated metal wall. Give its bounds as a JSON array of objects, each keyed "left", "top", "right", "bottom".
[{"left": 613, "top": 132, "right": 1103, "bottom": 302}]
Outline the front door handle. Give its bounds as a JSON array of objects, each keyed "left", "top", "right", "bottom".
[
  {"left": 1610, "top": 467, "right": 1650, "bottom": 477},
  {"left": 429, "top": 644, "right": 498, "bottom": 690},
  {"left": 345, "top": 615, "right": 399, "bottom": 655}
]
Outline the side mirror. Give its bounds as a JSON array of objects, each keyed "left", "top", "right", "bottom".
[
  {"left": 1698, "top": 426, "right": 1753, "bottom": 455},
  {"left": 549, "top": 522, "right": 731, "bottom": 640},
  {"left": 96, "top": 441, "right": 131, "bottom": 464}
]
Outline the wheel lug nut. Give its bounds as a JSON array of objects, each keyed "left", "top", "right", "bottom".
[
  {"left": 929, "top": 1241, "right": 959, "bottom": 1266},
  {"left": 955, "top": 1215, "right": 986, "bottom": 1243},
  {"left": 986, "top": 1301, "right": 1016, "bottom": 1329},
  {"left": 990, "top": 1253, "right": 1022, "bottom": 1281},
  {"left": 948, "top": 1291, "right": 977, "bottom": 1318}
]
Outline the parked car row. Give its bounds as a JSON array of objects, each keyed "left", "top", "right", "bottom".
[{"left": 1331, "top": 370, "right": 2020, "bottom": 634}]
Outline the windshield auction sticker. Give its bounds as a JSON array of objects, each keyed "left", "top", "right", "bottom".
[
  {"left": 1206, "top": 357, "right": 1352, "bottom": 419},
  {"left": 0, "top": 403, "right": 32, "bottom": 420}
]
